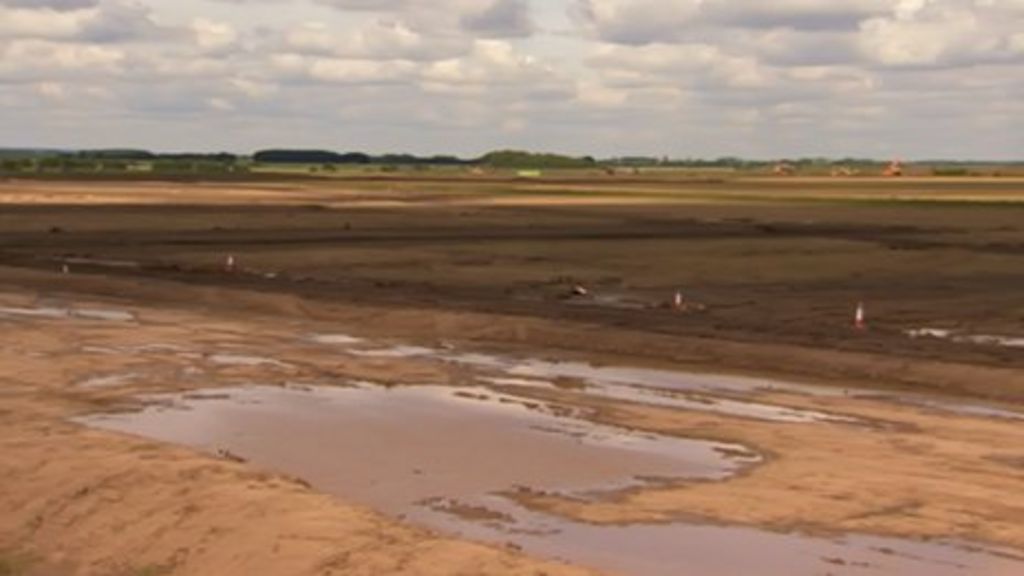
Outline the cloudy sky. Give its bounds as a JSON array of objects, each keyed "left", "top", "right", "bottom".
[{"left": 1, "top": 0, "right": 1022, "bottom": 159}]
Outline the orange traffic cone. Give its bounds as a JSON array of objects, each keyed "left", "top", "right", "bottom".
[
  {"left": 854, "top": 302, "right": 866, "bottom": 330},
  {"left": 225, "top": 255, "right": 236, "bottom": 272}
]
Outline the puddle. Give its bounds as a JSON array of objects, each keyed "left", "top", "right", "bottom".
[
  {"left": 0, "top": 306, "right": 135, "bottom": 322},
  {"left": 308, "top": 333, "right": 364, "bottom": 345},
  {"left": 77, "top": 384, "right": 1023, "bottom": 576},
  {"left": 325, "top": 342, "right": 1021, "bottom": 425},
  {"left": 207, "top": 354, "right": 292, "bottom": 369},
  {"left": 565, "top": 293, "right": 649, "bottom": 310},
  {"left": 76, "top": 373, "right": 138, "bottom": 390},
  {"left": 348, "top": 346, "right": 437, "bottom": 358},
  {"left": 446, "top": 354, "right": 810, "bottom": 396},
  {"left": 74, "top": 309, "right": 136, "bottom": 322},
  {"left": 908, "top": 328, "right": 1024, "bottom": 349},
  {"left": 417, "top": 495, "right": 1024, "bottom": 576},
  {"left": 484, "top": 377, "right": 858, "bottom": 424},
  {"left": 857, "top": 393, "right": 1024, "bottom": 422},
  {"left": 0, "top": 306, "right": 69, "bottom": 319},
  {"left": 81, "top": 385, "right": 753, "bottom": 507},
  {"left": 62, "top": 257, "right": 141, "bottom": 269},
  {"left": 451, "top": 352, "right": 1023, "bottom": 425}
]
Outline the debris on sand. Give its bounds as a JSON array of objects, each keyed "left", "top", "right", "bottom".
[
  {"left": 855, "top": 302, "right": 867, "bottom": 330},
  {"left": 556, "top": 282, "right": 590, "bottom": 300},
  {"left": 665, "top": 291, "right": 706, "bottom": 313},
  {"left": 216, "top": 448, "right": 247, "bottom": 463}
]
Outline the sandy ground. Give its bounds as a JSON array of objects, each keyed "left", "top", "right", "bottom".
[{"left": 1, "top": 177, "right": 1023, "bottom": 575}]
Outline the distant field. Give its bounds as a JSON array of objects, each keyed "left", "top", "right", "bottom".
[
  {"left": 2, "top": 175, "right": 1024, "bottom": 576},
  {"left": 1, "top": 175, "right": 1022, "bottom": 393}
]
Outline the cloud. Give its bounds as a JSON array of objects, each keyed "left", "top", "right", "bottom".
[
  {"left": 0, "top": 1, "right": 163, "bottom": 43},
  {"left": 460, "top": 0, "right": 533, "bottom": 38},
  {"left": 0, "top": 0, "right": 1020, "bottom": 158},
  {"left": 282, "top": 19, "right": 467, "bottom": 61},
  {"left": 858, "top": 1, "right": 1023, "bottom": 67},
  {"left": 0, "top": 0, "right": 97, "bottom": 9},
  {"left": 314, "top": 0, "right": 410, "bottom": 10},
  {"left": 421, "top": 40, "right": 560, "bottom": 92},
  {"left": 702, "top": 1, "right": 891, "bottom": 30},
  {"left": 572, "top": 0, "right": 703, "bottom": 44},
  {"left": 313, "top": 0, "right": 536, "bottom": 38},
  {"left": 191, "top": 18, "right": 239, "bottom": 53}
]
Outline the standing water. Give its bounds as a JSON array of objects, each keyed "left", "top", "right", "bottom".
[{"left": 78, "top": 383, "right": 1024, "bottom": 576}]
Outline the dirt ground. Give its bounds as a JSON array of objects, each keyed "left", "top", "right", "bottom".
[{"left": 1, "top": 177, "right": 1022, "bottom": 575}]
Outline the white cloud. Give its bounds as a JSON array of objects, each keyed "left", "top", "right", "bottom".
[
  {"left": 283, "top": 19, "right": 466, "bottom": 61},
  {"left": 0, "top": 0, "right": 97, "bottom": 9},
  {"left": 858, "top": 1, "right": 1022, "bottom": 67},
  {"left": 0, "top": 1, "right": 161, "bottom": 43},
  {"left": 191, "top": 18, "right": 238, "bottom": 52},
  {"left": 0, "top": 0, "right": 1020, "bottom": 158},
  {"left": 35, "top": 82, "right": 67, "bottom": 100},
  {"left": 420, "top": 39, "right": 562, "bottom": 97},
  {"left": 1, "top": 39, "right": 125, "bottom": 73},
  {"left": 207, "top": 96, "right": 235, "bottom": 111}
]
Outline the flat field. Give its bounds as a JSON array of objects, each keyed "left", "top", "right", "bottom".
[{"left": 1, "top": 175, "right": 1022, "bottom": 575}]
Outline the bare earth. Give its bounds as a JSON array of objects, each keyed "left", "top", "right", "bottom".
[{"left": 1, "top": 177, "right": 1022, "bottom": 575}]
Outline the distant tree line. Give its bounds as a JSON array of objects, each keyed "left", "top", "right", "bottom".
[
  {"left": 0, "top": 149, "right": 249, "bottom": 178},
  {"left": 252, "top": 149, "right": 472, "bottom": 165},
  {"left": 1, "top": 147, "right": 1021, "bottom": 178},
  {"left": 249, "top": 149, "right": 601, "bottom": 169}
]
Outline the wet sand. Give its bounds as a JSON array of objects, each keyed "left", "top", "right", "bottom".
[
  {"left": 79, "top": 383, "right": 1023, "bottom": 576},
  {"left": 0, "top": 282, "right": 1022, "bottom": 575},
  {"left": 1, "top": 178, "right": 1023, "bottom": 575}
]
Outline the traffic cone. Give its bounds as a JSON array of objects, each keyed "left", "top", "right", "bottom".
[
  {"left": 673, "top": 291, "right": 683, "bottom": 310},
  {"left": 854, "top": 302, "right": 866, "bottom": 330},
  {"left": 225, "top": 255, "right": 236, "bottom": 272}
]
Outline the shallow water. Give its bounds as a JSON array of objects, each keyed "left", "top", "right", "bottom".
[
  {"left": 78, "top": 383, "right": 1024, "bottom": 576},
  {"left": 317, "top": 341, "right": 1024, "bottom": 423},
  {"left": 0, "top": 305, "right": 135, "bottom": 322},
  {"left": 482, "top": 376, "right": 858, "bottom": 424},
  {"left": 908, "top": 328, "right": 1024, "bottom": 349},
  {"left": 207, "top": 353, "right": 292, "bottom": 369},
  {"left": 0, "top": 306, "right": 70, "bottom": 319},
  {"left": 348, "top": 345, "right": 437, "bottom": 358},
  {"left": 416, "top": 495, "right": 1024, "bottom": 576},
  {"left": 308, "top": 333, "right": 365, "bottom": 345},
  {"left": 76, "top": 372, "right": 139, "bottom": 390},
  {"left": 74, "top": 308, "right": 136, "bottom": 322},
  {"left": 81, "top": 385, "right": 753, "bottom": 505}
]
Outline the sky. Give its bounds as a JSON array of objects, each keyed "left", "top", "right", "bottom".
[{"left": 1, "top": 0, "right": 1022, "bottom": 159}]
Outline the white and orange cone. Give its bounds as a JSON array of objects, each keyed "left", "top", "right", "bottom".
[
  {"left": 673, "top": 291, "right": 684, "bottom": 310},
  {"left": 225, "top": 255, "right": 236, "bottom": 272},
  {"left": 854, "top": 301, "right": 866, "bottom": 330}
]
